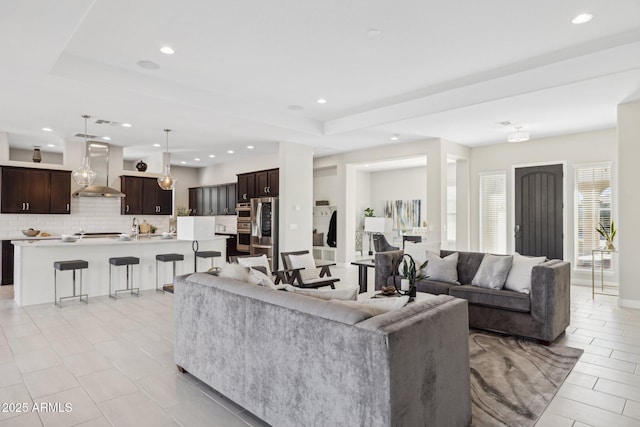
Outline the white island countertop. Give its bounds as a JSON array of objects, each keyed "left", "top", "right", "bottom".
[{"left": 12, "top": 236, "right": 228, "bottom": 306}]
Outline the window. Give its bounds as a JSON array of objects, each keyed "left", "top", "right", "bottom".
[
  {"left": 446, "top": 160, "right": 457, "bottom": 249},
  {"left": 479, "top": 172, "right": 507, "bottom": 254},
  {"left": 575, "top": 163, "right": 613, "bottom": 270}
]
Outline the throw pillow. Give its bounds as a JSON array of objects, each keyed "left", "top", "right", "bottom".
[
  {"left": 423, "top": 251, "right": 459, "bottom": 284},
  {"left": 288, "top": 253, "right": 319, "bottom": 283},
  {"left": 504, "top": 253, "right": 546, "bottom": 294},
  {"left": 284, "top": 285, "right": 359, "bottom": 301},
  {"left": 218, "top": 262, "right": 250, "bottom": 282},
  {"left": 334, "top": 295, "right": 410, "bottom": 316},
  {"left": 237, "top": 254, "right": 272, "bottom": 277},
  {"left": 248, "top": 268, "right": 277, "bottom": 290},
  {"left": 471, "top": 254, "right": 514, "bottom": 290},
  {"left": 400, "top": 241, "right": 442, "bottom": 276}
]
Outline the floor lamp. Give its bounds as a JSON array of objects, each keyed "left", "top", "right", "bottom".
[
  {"left": 177, "top": 217, "right": 216, "bottom": 272},
  {"left": 364, "top": 217, "right": 387, "bottom": 256}
]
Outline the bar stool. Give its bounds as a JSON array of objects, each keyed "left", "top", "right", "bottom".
[
  {"left": 195, "top": 251, "right": 222, "bottom": 272},
  {"left": 155, "top": 253, "right": 184, "bottom": 292},
  {"left": 109, "top": 256, "right": 140, "bottom": 299},
  {"left": 53, "top": 260, "right": 89, "bottom": 308}
]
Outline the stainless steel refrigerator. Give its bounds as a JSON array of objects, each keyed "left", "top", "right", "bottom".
[{"left": 250, "top": 197, "right": 278, "bottom": 271}]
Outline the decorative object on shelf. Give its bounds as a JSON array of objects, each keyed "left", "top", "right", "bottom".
[
  {"left": 72, "top": 114, "right": 97, "bottom": 187},
  {"left": 135, "top": 160, "right": 148, "bottom": 172},
  {"left": 392, "top": 253, "right": 429, "bottom": 298},
  {"left": 176, "top": 205, "right": 192, "bottom": 216},
  {"left": 596, "top": 220, "right": 617, "bottom": 251},
  {"left": 315, "top": 200, "right": 330, "bottom": 206},
  {"left": 312, "top": 229, "right": 324, "bottom": 246},
  {"left": 364, "top": 207, "right": 374, "bottom": 217},
  {"left": 32, "top": 146, "right": 42, "bottom": 163},
  {"left": 22, "top": 228, "right": 40, "bottom": 237},
  {"left": 364, "top": 217, "right": 388, "bottom": 256},
  {"left": 158, "top": 128, "right": 176, "bottom": 190},
  {"left": 177, "top": 216, "right": 216, "bottom": 272}
]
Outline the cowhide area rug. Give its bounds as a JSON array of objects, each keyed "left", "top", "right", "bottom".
[{"left": 469, "top": 330, "right": 583, "bottom": 427}]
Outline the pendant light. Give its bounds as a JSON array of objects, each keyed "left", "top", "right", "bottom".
[
  {"left": 158, "top": 128, "right": 177, "bottom": 190},
  {"left": 72, "top": 115, "right": 97, "bottom": 186}
]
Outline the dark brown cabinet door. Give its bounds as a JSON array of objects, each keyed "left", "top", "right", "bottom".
[
  {"left": 24, "top": 169, "right": 51, "bottom": 213},
  {"left": 237, "top": 173, "right": 255, "bottom": 202},
  {"left": 217, "top": 185, "right": 227, "bottom": 214},
  {"left": 142, "top": 178, "right": 158, "bottom": 214},
  {"left": 1, "top": 167, "right": 26, "bottom": 213},
  {"left": 121, "top": 176, "right": 143, "bottom": 215},
  {"left": 267, "top": 169, "right": 279, "bottom": 196},
  {"left": 189, "top": 187, "right": 201, "bottom": 216},
  {"left": 256, "top": 171, "right": 269, "bottom": 197},
  {"left": 50, "top": 171, "right": 71, "bottom": 214},
  {"left": 156, "top": 187, "right": 172, "bottom": 215},
  {"left": 227, "top": 183, "right": 237, "bottom": 214}
]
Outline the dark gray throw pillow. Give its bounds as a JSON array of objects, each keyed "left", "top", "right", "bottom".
[{"left": 471, "top": 254, "right": 513, "bottom": 290}]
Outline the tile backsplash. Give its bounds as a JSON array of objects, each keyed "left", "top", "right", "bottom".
[{"left": 0, "top": 197, "right": 170, "bottom": 239}]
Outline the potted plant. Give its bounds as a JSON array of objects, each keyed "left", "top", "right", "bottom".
[
  {"left": 393, "top": 254, "right": 429, "bottom": 298},
  {"left": 596, "top": 220, "right": 617, "bottom": 251},
  {"left": 364, "top": 208, "right": 374, "bottom": 217}
]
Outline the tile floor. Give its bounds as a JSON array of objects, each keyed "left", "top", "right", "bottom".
[{"left": 1, "top": 266, "right": 640, "bottom": 426}]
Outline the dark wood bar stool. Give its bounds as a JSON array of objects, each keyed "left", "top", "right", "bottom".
[
  {"left": 108, "top": 256, "right": 140, "bottom": 299},
  {"left": 156, "top": 253, "right": 184, "bottom": 292},
  {"left": 53, "top": 260, "right": 89, "bottom": 307}
]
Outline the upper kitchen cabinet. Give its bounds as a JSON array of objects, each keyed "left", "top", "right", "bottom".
[
  {"left": 120, "top": 176, "right": 172, "bottom": 215},
  {"left": 1, "top": 166, "right": 70, "bottom": 214},
  {"left": 188, "top": 183, "right": 237, "bottom": 215},
  {"left": 237, "top": 173, "right": 255, "bottom": 202},
  {"left": 256, "top": 168, "right": 279, "bottom": 197}
]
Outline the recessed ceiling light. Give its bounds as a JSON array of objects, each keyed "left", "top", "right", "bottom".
[
  {"left": 47, "top": 144, "right": 55, "bottom": 147},
  {"left": 122, "top": 123, "right": 132, "bottom": 128},
  {"left": 42, "top": 127, "right": 53, "bottom": 132},
  {"left": 153, "top": 143, "right": 161, "bottom": 147},
  {"left": 227, "top": 150, "right": 234, "bottom": 154},
  {"left": 571, "top": 13, "right": 593, "bottom": 24},
  {"left": 366, "top": 28, "right": 383, "bottom": 37},
  {"left": 102, "top": 136, "right": 111, "bottom": 141},
  {"left": 194, "top": 158, "right": 200, "bottom": 161},
  {"left": 390, "top": 134, "right": 399, "bottom": 141},
  {"left": 288, "top": 105, "right": 303, "bottom": 111},
  {"left": 208, "top": 154, "right": 216, "bottom": 158},
  {"left": 316, "top": 98, "right": 327, "bottom": 104},
  {"left": 137, "top": 60, "right": 160, "bottom": 70},
  {"left": 180, "top": 161, "right": 187, "bottom": 164},
  {"left": 247, "top": 145, "right": 254, "bottom": 150},
  {"left": 160, "top": 46, "right": 175, "bottom": 55}
]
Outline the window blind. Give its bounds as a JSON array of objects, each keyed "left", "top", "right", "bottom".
[{"left": 479, "top": 173, "right": 507, "bottom": 254}]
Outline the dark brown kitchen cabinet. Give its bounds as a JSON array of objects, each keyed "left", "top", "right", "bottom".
[
  {"left": 237, "top": 173, "right": 255, "bottom": 202},
  {"left": 256, "top": 168, "right": 279, "bottom": 197},
  {"left": 189, "top": 187, "right": 202, "bottom": 216},
  {"left": 1, "top": 166, "right": 70, "bottom": 214},
  {"left": 188, "top": 183, "right": 237, "bottom": 215},
  {"left": 120, "top": 176, "right": 172, "bottom": 215}
]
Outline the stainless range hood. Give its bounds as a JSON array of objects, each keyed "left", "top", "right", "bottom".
[{"left": 72, "top": 142, "right": 125, "bottom": 198}]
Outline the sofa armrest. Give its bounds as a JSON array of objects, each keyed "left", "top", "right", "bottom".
[
  {"left": 530, "top": 260, "right": 571, "bottom": 337},
  {"left": 374, "top": 250, "right": 403, "bottom": 290}
]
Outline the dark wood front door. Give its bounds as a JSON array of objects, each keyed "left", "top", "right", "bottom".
[{"left": 515, "top": 164, "right": 563, "bottom": 259}]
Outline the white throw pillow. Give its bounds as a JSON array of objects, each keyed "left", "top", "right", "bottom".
[
  {"left": 335, "top": 296, "right": 410, "bottom": 316},
  {"left": 288, "top": 253, "right": 319, "bottom": 282},
  {"left": 423, "top": 251, "right": 459, "bottom": 284},
  {"left": 237, "top": 254, "right": 272, "bottom": 277},
  {"left": 400, "top": 241, "right": 442, "bottom": 276},
  {"left": 471, "top": 254, "right": 513, "bottom": 290},
  {"left": 248, "top": 268, "right": 277, "bottom": 289},
  {"left": 284, "top": 284, "right": 359, "bottom": 301},
  {"left": 504, "top": 253, "right": 546, "bottom": 294},
  {"left": 218, "top": 262, "right": 250, "bottom": 282}
]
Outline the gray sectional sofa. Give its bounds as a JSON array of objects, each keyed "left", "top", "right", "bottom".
[
  {"left": 174, "top": 272, "right": 472, "bottom": 427},
  {"left": 375, "top": 250, "right": 571, "bottom": 343}
]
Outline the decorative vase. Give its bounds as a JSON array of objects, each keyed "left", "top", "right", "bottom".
[
  {"left": 400, "top": 278, "right": 410, "bottom": 291},
  {"left": 606, "top": 241, "right": 616, "bottom": 251},
  {"left": 135, "top": 160, "right": 148, "bottom": 172},
  {"left": 32, "top": 147, "right": 42, "bottom": 163}
]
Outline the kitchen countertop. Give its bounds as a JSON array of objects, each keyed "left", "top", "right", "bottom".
[{"left": 11, "top": 235, "right": 228, "bottom": 247}]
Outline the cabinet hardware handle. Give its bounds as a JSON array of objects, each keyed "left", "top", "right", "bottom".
[
  {"left": 126, "top": 205, "right": 130, "bottom": 213},
  {"left": 66, "top": 203, "right": 70, "bottom": 212},
  {"left": 26, "top": 202, "right": 29, "bottom": 210}
]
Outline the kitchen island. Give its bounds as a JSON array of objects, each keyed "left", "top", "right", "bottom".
[{"left": 11, "top": 236, "right": 227, "bottom": 306}]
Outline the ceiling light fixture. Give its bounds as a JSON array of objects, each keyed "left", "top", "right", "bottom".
[
  {"left": 153, "top": 143, "right": 161, "bottom": 147},
  {"left": 366, "top": 28, "right": 383, "bottom": 37},
  {"left": 247, "top": 145, "right": 254, "bottom": 150},
  {"left": 227, "top": 150, "right": 234, "bottom": 154},
  {"left": 194, "top": 158, "right": 200, "bottom": 161},
  {"left": 102, "top": 136, "right": 111, "bottom": 141},
  {"left": 208, "top": 154, "right": 216, "bottom": 158},
  {"left": 122, "top": 123, "right": 132, "bottom": 128},
  {"left": 160, "top": 46, "right": 175, "bottom": 55},
  {"left": 47, "top": 144, "right": 55, "bottom": 148},
  {"left": 181, "top": 161, "right": 187, "bottom": 164},
  {"left": 390, "top": 134, "right": 399, "bottom": 141},
  {"left": 507, "top": 126, "right": 530, "bottom": 143},
  {"left": 158, "top": 129, "right": 177, "bottom": 190},
  {"left": 571, "top": 13, "right": 593, "bottom": 24},
  {"left": 72, "top": 115, "right": 97, "bottom": 187},
  {"left": 316, "top": 98, "right": 327, "bottom": 104},
  {"left": 42, "top": 127, "right": 53, "bottom": 132}
]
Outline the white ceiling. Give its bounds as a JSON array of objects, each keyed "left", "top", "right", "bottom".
[{"left": 1, "top": 0, "right": 640, "bottom": 167}]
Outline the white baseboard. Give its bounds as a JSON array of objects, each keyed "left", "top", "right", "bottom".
[{"left": 618, "top": 298, "right": 640, "bottom": 310}]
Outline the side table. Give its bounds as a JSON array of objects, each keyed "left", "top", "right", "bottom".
[
  {"left": 592, "top": 249, "right": 618, "bottom": 298},
  {"left": 351, "top": 260, "right": 375, "bottom": 293}
]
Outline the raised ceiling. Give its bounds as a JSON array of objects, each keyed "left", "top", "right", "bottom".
[{"left": 1, "top": 0, "right": 639, "bottom": 166}]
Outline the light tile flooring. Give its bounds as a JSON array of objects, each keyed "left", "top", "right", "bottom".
[{"left": 1, "top": 266, "right": 640, "bottom": 426}]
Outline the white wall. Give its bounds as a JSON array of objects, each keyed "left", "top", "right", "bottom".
[
  {"left": 170, "top": 165, "right": 199, "bottom": 211},
  {"left": 469, "top": 128, "right": 617, "bottom": 284},
  {"left": 279, "top": 142, "right": 313, "bottom": 253},
  {"left": 9, "top": 148, "right": 63, "bottom": 164},
  {"left": 369, "top": 166, "right": 427, "bottom": 230},
  {"left": 198, "top": 153, "right": 279, "bottom": 186}
]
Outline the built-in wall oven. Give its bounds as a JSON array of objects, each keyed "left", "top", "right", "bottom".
[{"left": 236, "top": 203, "right": 251, "bottom": 252}]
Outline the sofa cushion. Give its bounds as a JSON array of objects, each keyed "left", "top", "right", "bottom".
[
  {"left": 284, "top": 284, "right": 359, "bottom": 301},
  {"left": 471, "top": 254, "right": 513, "bottom": 290},
  {"left": 449, "top": 285, "right": 531, "bottom": 313},
  {"left": 441, "top": 250, "right": 485, "bottom": 285},
  {"left": 237, "top": 254, "right": 273, "bottom": 277},
  {"left": 504, "top": 253, "right": 546, "bottom": 294},
  {"left": 219, "top": 262, "right": 250, "bottom": 281},
  {"left": 334, "top": 295, "right": 410, "bottom": 316},
  {"left": 289, "top": 253, "right": 320, "bottom": 282},
  {"left": 424, "top": 251, "right": 459, "bottom": 284},
  {"left": 401, "top": 241, "right": 441, "bottom": 275},
  {"left": 415, "top": 279, "right": 456, "bottom": 296}
]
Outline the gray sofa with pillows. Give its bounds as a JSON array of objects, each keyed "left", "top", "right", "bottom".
[
  {"left": 375, "top": 249, "right": 571, "bottom": 343},
  {"left": 174, "top": 272, "right": 472, "bottom": 427}
]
